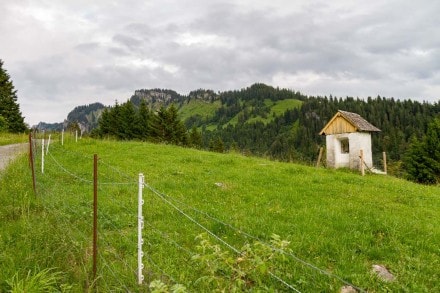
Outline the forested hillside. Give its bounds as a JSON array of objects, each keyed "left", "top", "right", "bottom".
[{"left": 93, "top": 83, "right": 439, "bottom": 179}]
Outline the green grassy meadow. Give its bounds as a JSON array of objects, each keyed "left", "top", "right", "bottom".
[
  {"left": 0, "top": 132, "right": 28, "bottom": 146},
  {"left": 176, "top": 100, "right": 221, "bottom": 122},
  {"left": 0, "top": 137, "right": 439, "bottom": 292}
]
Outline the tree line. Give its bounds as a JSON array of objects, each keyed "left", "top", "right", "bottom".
[
  {"left": 97, "top": 84, "right": 439, "bottom": 183},
  {"left": 92, "top": 100, "right": 203, "bottom": 148}
]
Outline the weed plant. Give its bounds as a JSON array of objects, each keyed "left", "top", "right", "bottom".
[{"left": 0, "top": 137, "right": 439, "bottom": 291}]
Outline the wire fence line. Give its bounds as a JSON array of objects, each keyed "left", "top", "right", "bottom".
[
  {"left": 154, "top": 188, "right": 367, "bottom": 292},
  {"left": 28, "top": 136, "right": 365, "bottom": 292},
  {"left": 144, "top": 183, "right": 301, "bottom": 292}
]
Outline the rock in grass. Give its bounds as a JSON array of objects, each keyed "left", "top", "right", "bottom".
[
  {"left": 372, "top": 264, "right": 396, "bottom": 282},
  {"left": 340, "top": 285, "right": 358, "bottom": 293}
]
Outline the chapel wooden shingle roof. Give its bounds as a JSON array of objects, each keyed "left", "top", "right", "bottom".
[{"left": 319, "top": 110, "right": 381, "bottom": 135}]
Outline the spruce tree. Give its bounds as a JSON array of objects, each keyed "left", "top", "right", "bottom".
[
  {"left": 189, "top": 126, "right": 202, "bottom": 148},
  {"left": 0, "top": 60, "right": 26, "bottom": 132},
  {"left": 0, "top": 115, "right": 8, "bottom": 131},
  {"left": 135, "top": 99, "right": 151, "bottom": 140},
  {"left": 404, "top": 118, "right": 440, "bottom": 184},
  {"left": 119, "top": 101, "right": 136, "bottom": 140}
]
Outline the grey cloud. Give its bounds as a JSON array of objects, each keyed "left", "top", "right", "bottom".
[
  {"left": 2, "top": 0, "right": 439, "bottom": 125},
  {"left": 112, "top": 34, "right": 143, "bottom": 50},
  {"left": 75, "top": 42, "right": 102, "bottom": 52}
]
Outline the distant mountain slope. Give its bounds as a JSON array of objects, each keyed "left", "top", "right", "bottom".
[
  {"left": 36, "top": 102, "right": 105, "bottom": 133},
  {"left": 35, "top": 83, "right": 439, "bottom": 175},
  {"left": 128, "top": 83, "right": 304, "bottom": 129},
  {"left": 66, "top": 102, "right": 105, "bottom": 132}
]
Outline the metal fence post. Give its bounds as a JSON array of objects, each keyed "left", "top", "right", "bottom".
[{"left": 138, "top": 173, "right": 145, "bottom": 285}]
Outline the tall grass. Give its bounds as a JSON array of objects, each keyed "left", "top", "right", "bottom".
[
  {"left": 0, "top": 137, "right": 439, "bottom": 291},
  {"left": 0, "top": 132, "right": 28, "bottom": 146}
]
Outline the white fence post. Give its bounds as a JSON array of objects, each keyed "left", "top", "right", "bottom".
[
  {"left": 46, "top": 134, "right": 51, "bottom": 155},
  {"left": 75, "top": 130, "right": 78, "bottom": 143},
  {"left": 41, "top": 135, "right": 45, "bottom": 174},
  {"left": 138, "top": 173, "right": 145, "bottom": 285}
]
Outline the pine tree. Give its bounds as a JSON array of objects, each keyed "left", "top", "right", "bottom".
[
  {"left": 189, "top": 126, "right": 202, "bottom": 148},
  {"left": 150, "top": 106, "right": 168, "bottom": 142},
  {"left": 404, "top": 118, "right": 440, "bottom": 184},
  {"left": 135, "top": 99, "right": 151, "bottom": 140},
  {"left": 119, "top": 101, "right": 136, "bottom": 140},
  {"left": 97, "top": 108, "right": 111, "bottom": 137},
  {"left": 0, "top": 115, "right": 8, "bottom": 131},
  {"left": 150, "top": 105, "right": 188, "bottom": 145},
  {"left": 0, "top": 60, "right": 26, "bottom": 132}
]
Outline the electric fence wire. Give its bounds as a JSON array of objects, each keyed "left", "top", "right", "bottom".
[
  {"left": 143, "top": 239, "right": 180, "bottom": 285},
  {"left": 46, "top": 151, "right": 93, "bottom": 184},
  {"left": 45, "top": 146, "right": 137, "bottom": 185},
  {"left": 97, "top": 184, "right": 137, "bottom": 214},
  {"left": 33, "top": 138, "right": 360, "bottom": 291},
  {"left": 28, "top": 139, "right": 140, "bottom": 290},
  {"left": 98, "top": 157, "right": 137, "bottom": 181},
  {"left": 144, "top": 183, "right": 300, "bottom": 292},
  {"left": 39, "top": 184, "right": 139, "bottom": 290},
  {"left": 147, "top": 183, "right": 366, "bottom": 292},
  {"left": 93, "top": 261, "right": 111, "bottom": 292},
  {"left": 39, "top": 196, "right": 93, "bottom": 236},
  {"left": 143, "top": 222, "right": 237, "bottom": 283},
  {"left": 144, "top": 221, "right": 194, "bottom": 256},
  {"left": 38, "top": 150, "right": 140, "bottom": 283},
  {"left": 99, "top": 254, "right": 132, "bottom": 291},
  {"left": 38, "top": 183, "right": 139, "bottom": 290},
  {"left": 98, "top": 228, "right": 138, "bottom": 276}
]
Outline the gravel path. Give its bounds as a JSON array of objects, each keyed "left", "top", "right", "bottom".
[{"left": 0, "top": 143, "right": 28, "bottom": 172}]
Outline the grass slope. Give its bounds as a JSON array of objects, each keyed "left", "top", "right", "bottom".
[
  {"left": 177, "top": 100, "right": 221, "bottom": 121},
  {"left": 0, "top": 132, "right": 28, "bottom": 146},
  {"left": 1, "top": 137, "right": 439, "bottom": 291},
  {"left": 229, "top": 98, "right": 303, "bottom": 126}
]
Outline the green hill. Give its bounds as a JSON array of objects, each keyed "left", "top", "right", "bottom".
[
  {"left": 38, "top": 83, "right": 439, "bottom": 179},
  {"left": 1, "top": 138, "right": 438, "bottom": 291}
]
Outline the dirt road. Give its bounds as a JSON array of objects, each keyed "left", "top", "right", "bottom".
[{"left": 0, "top": 143, "right": 28, "bottom": 172}]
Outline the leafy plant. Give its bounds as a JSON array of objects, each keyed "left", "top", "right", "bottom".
[
  {"left": 192, "top": 233, "right": 291, "bottom": 291},
  {"left": 5, "top": 268, "right": 72, "bottom": 293},
  {"left": 149, "top": 280, "right": 187, "bottom": 293}
]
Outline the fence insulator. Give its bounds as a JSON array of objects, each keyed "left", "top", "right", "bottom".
[{"left": 138, "top": 173, "right": 145, "bottom": 285}]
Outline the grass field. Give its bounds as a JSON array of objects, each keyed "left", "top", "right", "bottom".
[
  {"left": 177, "top": 100, "right": 221, "bottom": 122},
  {"left": 229, "top": 98, "right": 303, "bottom": 126},
  {"left": 0, "top": 132, "right": 28, "bottom": 146},
  {"left": 0, "top": 137, "right": 439, "bottom": 292}
]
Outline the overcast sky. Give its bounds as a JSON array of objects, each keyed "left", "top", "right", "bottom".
[{"left": 1, "top": 0, "right": 439, "bottom": 126}]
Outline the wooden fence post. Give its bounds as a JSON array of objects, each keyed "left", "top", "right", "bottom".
[
  {"left": 383, "top": 151, "right": 387, "bottom": 174},
  {"left": 316, "top": 147, "right": 324, "bottom": 168}
]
